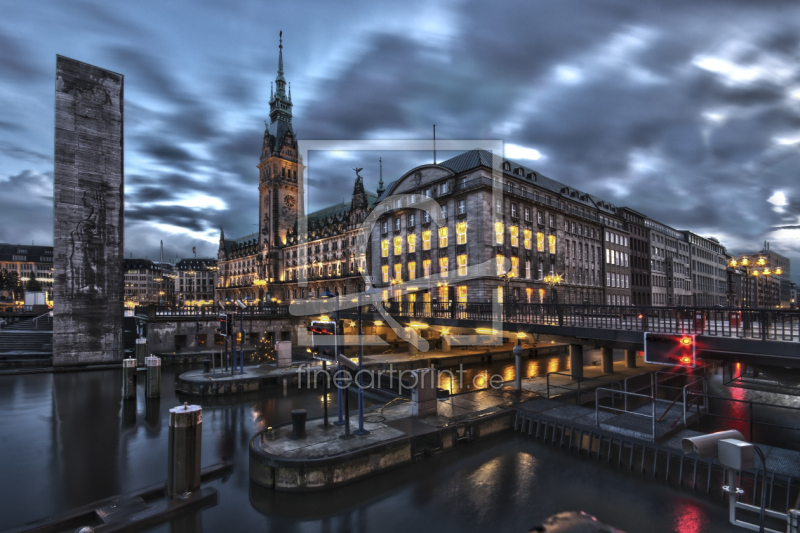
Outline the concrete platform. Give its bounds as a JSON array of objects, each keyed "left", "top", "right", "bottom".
[
  {"left": 178, "top": 343, "right": 566, "bottom": 396},
  {"left": 249, "top": 387, "right": 538, "bottom": 491}
]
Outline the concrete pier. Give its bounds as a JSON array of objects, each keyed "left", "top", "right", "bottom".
[
  {"left": 122, "top": 358, "right": 137, "bottom": 400},
  {"left": 168, "top": 404, "right": 202, "bottom": 498},
  {"left": 145, "top": 356, "right": 161, "bottom": 398},
  {"left": 411, "top": 368, "right": 437, "bottom": 417},
  {"left": 625, "top": 349, "right": 637, "bottom": 368},
  {"left": 136, "top": 338, "right": 147, "bottom": 366},
  {"left": 601, "top": 347, "right": 614, "bottom": 373},
  {"left": 569, "top": 344, "right": 584, "bottom": 380}
]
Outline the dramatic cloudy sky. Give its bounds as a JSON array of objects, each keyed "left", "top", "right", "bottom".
[{"left": 2, "top": 0, "right": 800, "bottom": 278}]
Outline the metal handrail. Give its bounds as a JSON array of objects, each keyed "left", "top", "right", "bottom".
[
  {"left": 685, "top": 390, "right": 800, "bottom": 442},
  {"left": 595, "top": 387, "right": 656, "bottom": 441},
  {"left": 546, "top": 372, "right": 622, "bottom": 406}
]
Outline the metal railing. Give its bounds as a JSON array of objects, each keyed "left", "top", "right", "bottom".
[
  {"left": 595, "top": 387, "right": 656, "bottom": 441},
  {"left": 685, "top": 390, "right": 800, "bottom": 443},
  {"left": 134, "top": 304, "right": 291, "bottom": 318},
  {"left": 546, "top": 372, "right": 622, "bottom": 406},
  {"left": 344, "top": 302, "right": 800, "bottom": 343}
]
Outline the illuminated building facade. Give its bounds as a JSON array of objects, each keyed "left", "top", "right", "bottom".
[{"left": 0, "top": 243, "right": 54, "bottom": 300}]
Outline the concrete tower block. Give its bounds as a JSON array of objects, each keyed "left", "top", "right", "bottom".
[{"left": 52, "top": 56, "right": 124, "bottom": 366}]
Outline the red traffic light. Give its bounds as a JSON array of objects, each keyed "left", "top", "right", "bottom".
[{"left": 680, "top": 336, "right": 692, "bottom": 346}]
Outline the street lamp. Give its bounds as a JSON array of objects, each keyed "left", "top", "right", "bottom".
[
  {"left": 543, "top": 273, "right": 563, "bottom": 304},
  {"left": 354, "top": 285, "right": 384, "bottom": 437},
  {"left": 319, "top": 288, "right": 337, "bottom": 430}
]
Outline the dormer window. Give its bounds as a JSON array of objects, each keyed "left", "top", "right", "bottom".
[
  {"left": 503, "top": 162, "right": 510, "bottom": 171},
  {"left": 515, "top": 167, "right": 523, "bottom": 176}
]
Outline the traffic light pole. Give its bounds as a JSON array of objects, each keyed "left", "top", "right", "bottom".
[
  {"left": 354, "top": 302, "right": 369, "bottom": 436},
  {"left": 239, "top": 308, "right": 244, "bottom": 374},
  {"left": 334, "top": 292, "right": 344, "bottom": 427}
]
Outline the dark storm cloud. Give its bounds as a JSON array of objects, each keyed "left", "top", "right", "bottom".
[
  {"left": 0, "top": 170, "right": 53, "bottom": 245},
  {"left": 3, "top": 0, "right": 800, "bottom": 276},
  {"left": 0, "top": 141, "right": 51, "bottom": 164},
  {"left": 0, "top": 34, "right": 41, "bottom": 80}
]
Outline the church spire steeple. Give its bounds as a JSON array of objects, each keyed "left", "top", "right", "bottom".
[
  {"left": 376, "top": 157, "right": 385, "bottom": 196},
  {"left": 278, "top": 31, "right": 284, "bottom": 78},
  {"left": 269, "top": 31, "right": 292, "bottom": 126}
]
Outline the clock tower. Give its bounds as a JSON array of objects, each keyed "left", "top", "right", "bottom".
[{"left": 257, "top": 32, "right": 303, "bottom": 282}]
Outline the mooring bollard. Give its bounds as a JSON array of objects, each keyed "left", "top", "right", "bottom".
[
  {"left": 122, "top": 358, "right": 137, "bottom": 400},
  {"left": 290, "top": 409, "right": 307, "bottom": 440},
  {"left": 168, "top": 402, "right": 202, "bottom": 498},
  {"left": 145, "top": 356, "right": 161, "bottom": 398}
]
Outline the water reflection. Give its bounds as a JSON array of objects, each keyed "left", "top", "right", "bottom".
[
  {"left": 0, "top": 365, "right": 743, "bottom": 532},
  {"left": 52, "top": 372, "right": 123, "bottom": 510},
  {"left": 437, "top": 354, "right": 570, "bottom": 394}
]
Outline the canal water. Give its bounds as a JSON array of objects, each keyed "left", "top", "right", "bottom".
[{"left": 0, "top": 363, "right": 741, "bottom": 532}]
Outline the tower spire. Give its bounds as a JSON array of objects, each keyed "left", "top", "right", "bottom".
[
  {"left": 278, "top": 30, "right": 284, "bottom": 76},
  {"left": 377, "top": 157, "right": 385, "bottom": 196}
]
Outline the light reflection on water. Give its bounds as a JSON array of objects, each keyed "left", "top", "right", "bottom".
[
  {"left": 0, "top": 364, "right": 741, "bottom": 532},
  {"left": 437, "top": 355, "right": 570, "bottom": 394}
]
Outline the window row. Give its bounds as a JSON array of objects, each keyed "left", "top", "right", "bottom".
[
  {"left": 605, "top": 249, "right": 629, "bottom": 267},
  {"left": 605, "top": 272, "right": 629, "bottom": 289},
  {"left": 605, "top": 231, "right": 628, "bottom": 247},
  {"left": 381, "top": 223, "right": 468, "bottom": 257}
]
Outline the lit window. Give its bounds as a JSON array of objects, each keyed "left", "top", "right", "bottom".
[
  {"left": 382, "top": 265, "right": 389, "bottom": 283},
  {"left": 423, "top": 259, "right": 431, "bottom": 278},
  {"left": 511, "top": 257, "right": 519, "bottom": 277},
  {"left": 537, "top": 232, "right": 544, "bottom": 252},
  {"left": 548, "top": 235, "right": 556, "bottom": 254},
  {"left": 510, "top": 226, "right": 519, "bottom": 247},
  {"left": 408, "top": 234, "right": 416, "bottom": 252},
  {"left": 439, "top": 257, "right": 449, "bottom": 278},
  {"left": 457, "top": 222, "right": 467, "bottom": 244},
  {"left": 439, "top": 227, "right": 448, "bottom": 247},
  {"left": 382, "top": 290, "right": 389, "bottom": 301},
  {"left": 457, "top": 285, "right": 467, "bottom": 303},
  {"left": 539, "top": 288, "right": 545, "bottom": 303},
  {"left": 423, "top": 230, "right": 431, "bottom": 250},
  {"left": 457, "top": 254, "right": 467, "bottom": 276},
  {"left": 381, "top": 240, "right": 388, "bottom": 258},
  {"left": 497, "top": 286, "right": 504, "bottom": 303},
  {"left": 495, "top": 222, "right": 504, "bottom": 245},
  {"left": 496, "top": 255, "right": 505, "bottom": 276},
  {"left": 524, "top": 229, "right": 532, "bottom": 250},
  {"left": 394, "top": 263, "right": 402, "bottom": 281},
  {"left": 408, "top": 261, "right": 416, "bottom": 280},
  {"left": 393, "top": 236, "right": 402, "bottom": 256}
]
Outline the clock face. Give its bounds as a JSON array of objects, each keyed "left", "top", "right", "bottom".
[{"left": 284, "top": 195, "right": 296, "bottom": 208}]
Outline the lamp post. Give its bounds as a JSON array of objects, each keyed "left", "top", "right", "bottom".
[
  {"left": 543, "top": 273, "right": 563, "bottom": 304},
  {"left": 499, "top": 272, "right": 516, "bottom": 319},
  {"left": 320, "top": 288, "right": 338, "bottom": 429},
  {"left": 355, "top": 285, "right": 383, "bottom": 436}
]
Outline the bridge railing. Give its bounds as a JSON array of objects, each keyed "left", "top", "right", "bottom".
[
  {"left": 365, "top": 301, "right": 800, "bottom": 342},
  {"left": 133, "top": 304, "right": 291, "bottom": 318}
]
